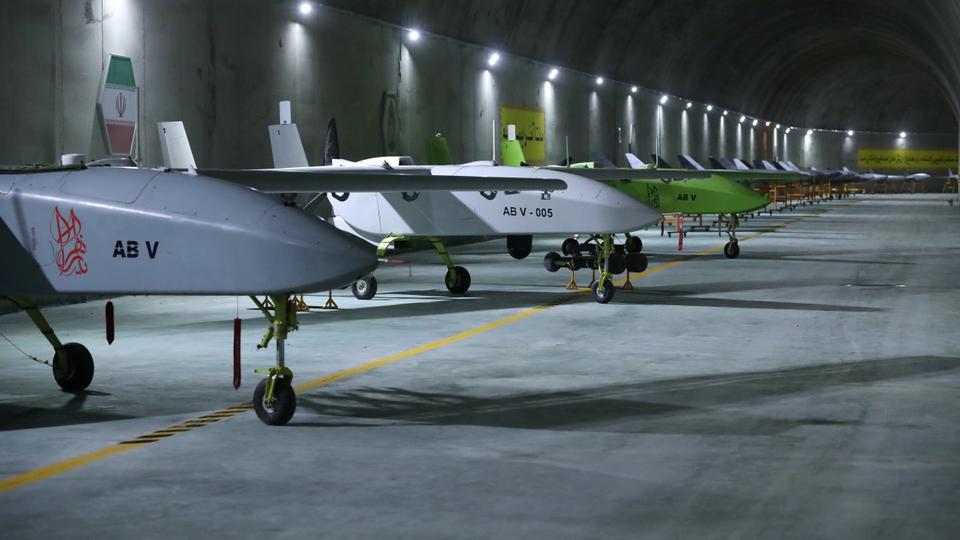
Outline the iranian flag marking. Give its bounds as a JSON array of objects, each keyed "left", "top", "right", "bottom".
[{"left": 99, "top": 56, "right": 137, "bottom": 155}]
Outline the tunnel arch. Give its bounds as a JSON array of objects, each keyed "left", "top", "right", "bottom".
[{"left": 321, "top": 0, "right": 960, "bottom": 133}]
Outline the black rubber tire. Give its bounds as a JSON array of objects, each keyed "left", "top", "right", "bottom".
[
  {"left": 723, "top": 241, "right": 741, "bottom": 259},
  {"left": 351, "top": 276, "right": 378, "bottom": 300},
  {"left": 606, "top": 253, "right": 626, "bottom": 275},
  {"left": 506, "top": 235, "right": 533, "bottom": 260},
  {"left": 52, "top": 342, "right": 94, "bottom": 391},
  {"left": 626, "top": 252, "right": 649, "bottom": 273},
  {"left": 445, "top": 266, "right": 471, "bottom": 294},
  {"left": 591, "top": 279, "right": 616, "bottom": 304},
  {"left": 624, "top": 235, "right": 643, "bottom": 253},
  {"left": 543, "top": 252, "right": 563, "bottom": 272},
  {"left": 561, "top": 237, "right": 581, "bottom": 256},
  {"left": 253, "top": 378, "right": 297, "bottom": 426}
]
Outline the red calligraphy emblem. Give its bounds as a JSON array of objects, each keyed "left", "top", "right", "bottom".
[{"left": 52, "top": 206, "right": 88, "bottom": 276}]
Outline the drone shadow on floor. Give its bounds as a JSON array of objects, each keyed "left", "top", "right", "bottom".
[
  {"left": 0, "top": 389, "right": 130, "bottom": 431},
  {"left": 292, "top": 355, "right": 960, "bottom": 436}
]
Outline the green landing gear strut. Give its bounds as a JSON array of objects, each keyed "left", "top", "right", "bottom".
[
  {"left": 250, "top": 294, "right": 299, "bottom": 426},
  {"left": 429, "top": 237, "right": 470, "bottom": 294},
  {"left": 366, "top": 235, "right": 471, "bottom": 296},
  {"left": 7, "top": 296, "right": 94, "bottom": 391},
  {"left": 723, "top": 214, "right": 741, "bottom": 259},
  {"left": 590, "top": 235, "right": 616, "bottom": 304}
]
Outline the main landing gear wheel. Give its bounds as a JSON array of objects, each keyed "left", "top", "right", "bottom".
[
  {"left": 253, "top": 378, "right": 297, "bottom": 426},
  {"left": 445, "top": 266, "right": 471, "bottom": 294},
  {"left": 724, "top": 241, "right": 741, "bottom": 259},
  {"left": 591, "top": 279, "right": 616, "bottom": 304},
  {"left": 625, "top": 235, "right": 643, "bottom": 253},
  {"left": 561, "top": 237, "right": 581, "bottom": 256},
  {"left": 351, "top": 275, "right": 378, "bottom": 300},
  {"left": 52, "top": 343, "right": 94, "bottom": 391}
]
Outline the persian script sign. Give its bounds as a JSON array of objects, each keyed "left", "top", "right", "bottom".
[
  {"left": 500, "top": 106, "right": 546, "bottom": 164},
  {"left": 858, "top": 148, "right": 958, "bottom": 170}
]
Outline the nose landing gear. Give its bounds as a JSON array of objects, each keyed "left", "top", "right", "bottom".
[
  {"left": 250, "top": 294, "right": 300, "bottom": 426},
  {"left": 723, "top": 240, "right": 740, "bottom": 259},
  {"left": 722, "top": 213, "right": 741, "bottom": 259},
  {"left": 252, "top": 368, "right": 296, "bottom": 426}
]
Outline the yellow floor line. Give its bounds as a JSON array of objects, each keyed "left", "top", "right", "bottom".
[
  {"left": 0, "top": 445, "right": 137, "bottom": 492},
  {"left": 0, "top": 201, "right": 853, "bottom": 494}
]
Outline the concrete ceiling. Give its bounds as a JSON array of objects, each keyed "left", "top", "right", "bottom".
[{"left": 320, "top": 0, "right": 960, "bottom": 134}]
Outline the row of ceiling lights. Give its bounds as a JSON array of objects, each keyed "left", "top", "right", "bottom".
[
  {"left": 297, "top": 3, "right": 908, "bottom": 138},
  {"left": 455, "top": 38, "right": 910, "bottom": 139},
  {"left": 496, "top": 48, "right": 910, "bottom": 138}
]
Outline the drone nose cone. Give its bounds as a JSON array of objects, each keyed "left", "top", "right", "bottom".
[
  {"left": 600, "top": 183, "right": 662, "bottom": 231},
  {"left": 752, "top": 189, "right": 771, "bottom": 208},
  {"left": 315, "top": 224, "right": 380, "bottom": 288},
  {"left": 629, "top": 191, "right": 662, "bottom": 225},
  {"left": 736, "top": 184, "right": 772, "bottom": 212},
  {"left": 260, "top": 206, "right": 377, "bottom": 293}
]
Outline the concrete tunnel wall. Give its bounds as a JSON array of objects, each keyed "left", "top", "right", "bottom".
[{"left": 1, "top": 0, "right": 955, "bottom": 172}]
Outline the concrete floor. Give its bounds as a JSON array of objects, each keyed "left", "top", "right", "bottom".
[{"left": 1, "top": 194, "right": 958, "bottom": 539}]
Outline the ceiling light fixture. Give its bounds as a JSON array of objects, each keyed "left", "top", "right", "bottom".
[{"left": 487, "top": 52, "right": 500, "bottom": 67}]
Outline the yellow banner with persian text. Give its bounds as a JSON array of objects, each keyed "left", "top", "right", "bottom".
[
  {"left": 858, "top": 148, "right": 958, "bottom": 170},
  {"left": 500, "top": 105, "right": 545, "bottom": 164}
]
